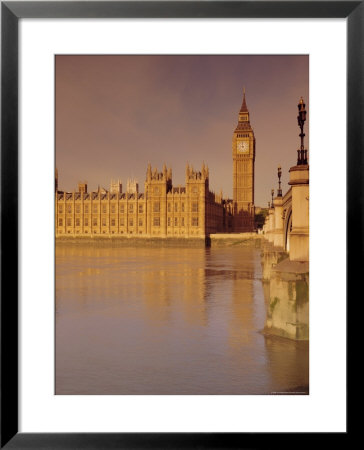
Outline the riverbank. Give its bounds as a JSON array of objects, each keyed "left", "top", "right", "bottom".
[
  {"left": 210, "top": 233, "right": 262, "bottom": 247},
  {"left": 56, "top": 236, "right": 207, "bottom": 247},
  {"left": 56, "top": 233, "right": 262, "bottom": 248}
]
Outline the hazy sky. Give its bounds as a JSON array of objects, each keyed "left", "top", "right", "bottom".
[{"left": 56, "top": 55, "right": 308, "bottom": 207}]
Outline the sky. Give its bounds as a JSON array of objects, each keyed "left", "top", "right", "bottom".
[{"left": 56, "top": 55, "right": 308, "bottom": 207}]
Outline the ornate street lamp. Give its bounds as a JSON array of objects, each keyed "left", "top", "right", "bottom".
[
  {"left": 297, "top": 97, "right": 308, "bottom": 165},
  {"left": 271, "top": 189, "right": 274, "bottom": 208},
  {"left": 277, "top": 165, "right": 282, "bottom": 197}
]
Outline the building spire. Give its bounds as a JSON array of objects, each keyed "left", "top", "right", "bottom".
[{"left": 240, "top": 87, "right": 248, "bottom": 113}]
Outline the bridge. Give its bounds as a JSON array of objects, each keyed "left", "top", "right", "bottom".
[
  {"left": 261, "top": 98, "right": 309, "bottom": 340},
  {"left": 263, "top": 164, "right": 309, "bottom": 262}
]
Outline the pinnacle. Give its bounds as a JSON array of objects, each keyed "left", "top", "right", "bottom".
[{"left": 240, "top": 89, "right": 249, "bottom": 113}]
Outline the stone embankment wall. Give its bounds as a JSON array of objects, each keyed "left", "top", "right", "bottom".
[
  {"left": 261, "top": 240, "right": 309, "bottom": 340},
  {"left": 209, "top": 233, "right": 261, "bottom": 247},
  {"left": 56, "top": 236, "right": 207, "bottom": 247},
  {"left": 55, "top": 233, "right": 262, "bottom": 248}
]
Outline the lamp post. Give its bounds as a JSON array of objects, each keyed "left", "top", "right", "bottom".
[
  {"left": 271, "top": 189, "right": 274, "bottom": 208},
  {"left": 277, "top": 165, "right": 282, "bottom": 197},
  {"left": 297, "top": 97, "right": 308, "bottom": 165}
]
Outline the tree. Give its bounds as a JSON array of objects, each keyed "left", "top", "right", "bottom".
[{"left": 255, "top": 208, "right": 269, "bottom": 229}]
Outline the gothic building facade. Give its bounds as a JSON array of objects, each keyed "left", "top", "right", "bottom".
[
  {"left": 55, "top": 163, "right": 232, "bottom": 238},
  {"left": 55, "top": 90, "right": 255, "bottom": 238}
]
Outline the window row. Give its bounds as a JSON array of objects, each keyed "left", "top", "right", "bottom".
[
  {"left": 167, "top": 217, "right": 188, "bottom": 227},
  {"left": 168, "top": 202, "right": 185, "bottom": 212},
  {"left": 58, "top": 217, "right": 199, "bottom": 227},
  {"left": 59, "top": 218, "right": 144, "bottom": 227},
  {"left": 58, "top": 204, "right": 144, "bottom": 214},
  {"left": 58, "top": 202, "right": 199, "bottom": 214}
]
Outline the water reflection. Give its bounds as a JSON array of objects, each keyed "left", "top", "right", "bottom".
[{"left": 56, "top": 244, "right": 308, "bottom": 394}]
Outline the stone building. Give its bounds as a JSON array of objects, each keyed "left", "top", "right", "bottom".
[
  {"left": 55, "top": 90, "right": 255, "bottom": 238},
  {"left": 55, "top": 162, "right": 233, "bottom": 238},
  {"left": 232, "top": 88, "right": 255, "bottom": 232}
]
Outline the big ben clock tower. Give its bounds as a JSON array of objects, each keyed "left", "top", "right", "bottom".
[{"left": 232, "top": 88, "right": 255, "bottom": 232}]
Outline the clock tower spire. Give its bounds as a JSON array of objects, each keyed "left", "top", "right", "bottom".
[{"left": 232, "top": 88, "right": 255, "bottom": 232}]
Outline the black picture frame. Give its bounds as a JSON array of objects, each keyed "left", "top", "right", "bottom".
[{"left": 1, "top": 1, "right": 357, "bottom": 448}]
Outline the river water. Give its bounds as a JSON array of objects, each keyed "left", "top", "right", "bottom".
[{"left": 56, "top": 244, "right": 308, "bottom": 395}]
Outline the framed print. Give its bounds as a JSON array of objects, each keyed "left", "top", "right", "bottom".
[
  {"left": 53, "top": 53, "right": 310, "bottom": 396},
  {"left": 1, "top": 1, "right": 357, "bottom": 447}
]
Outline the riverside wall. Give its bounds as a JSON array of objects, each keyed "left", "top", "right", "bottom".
[
  {"left": 261, "top": 239, "right": 309, "bottom": 341},
  {"left": 55, "top": 233, "right": 262, "bottom": 248}
]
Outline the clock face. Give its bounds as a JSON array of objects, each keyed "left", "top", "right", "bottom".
[{"left": 237, "top": 140, "right": 249, "bottom": 153}]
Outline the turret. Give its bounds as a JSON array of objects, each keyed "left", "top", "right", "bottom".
[
  {"left": 185, "top": 163, "right": 190, "bottom": 182},
  {"left": 202, "top": 162, "right": 207, "bottom": 178}
]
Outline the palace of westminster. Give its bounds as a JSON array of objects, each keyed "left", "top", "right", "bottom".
[{"left": 55, "top": 91, "right": 255, "bottom": 238}]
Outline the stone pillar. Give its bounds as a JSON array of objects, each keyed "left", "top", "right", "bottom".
[
  {"left": 267, "top": 207, "right": 275, "bottom": 243},
  {"left": 288, "top": 165, "right": 309, "bottom": 261},
  {"left": 273, "top": 196, "right": 284, "bottom": 248}
]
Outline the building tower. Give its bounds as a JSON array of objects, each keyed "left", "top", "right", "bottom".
[
  {"left": 126, "top": 178, "right": 139, "bottom": 194},
  {"left": 232, "top": 88, "right": 255, "bottom": 231},
  {"left": 185, "top": 163, "right": 209, "bottom": 237},
  {"left": 110, "top": 179, "right": 122, "bottom": 194},
  {"left": 145, "top": 163, "right": 172, "bottom": 237},
  {"left": 78, "top": 182, "right": 88, "bottom": 193}
]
